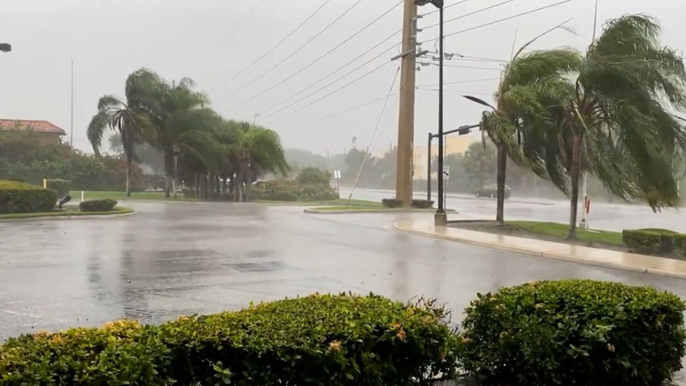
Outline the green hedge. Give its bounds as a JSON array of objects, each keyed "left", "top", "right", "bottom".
[
  {"left": 623, "top": 228, "right": 681, "bottom": 254},
  {"left": 46, "top": 179, "right": 70, "bottom": 198},
  {"left": 0, "top": 180, "right": 57, "bottom": 214},
  {"left": 248, "top": 180, "right": 338, "bottom": 201},
  {"left": 79, "top": 199, "right": 118, "bottom": 212},
  {"left": 0, "top": 294, "right": 459, "bottom": 386},
  {"left": 382, "top": 198, "right": 434, "bottom": 209},
  {"left": 460, "top": 280, "right": 686, "bottom": 386}
]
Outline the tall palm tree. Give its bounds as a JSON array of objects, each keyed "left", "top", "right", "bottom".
[
  {"left": 511, "top": 15, "right": 686, "bottom": 239},
  {"left": 464, "top": 45, "right": 582, "bottom": 224},
  {"left": 87, "top": 96, "right": 148, "bottom": 196}
]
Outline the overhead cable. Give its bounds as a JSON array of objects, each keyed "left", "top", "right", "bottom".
[
  {"left": 215, "top": 0, "right": 365, "bottom": 102},
  {"left": 264, "top": 60, "right": 394, "bottom": 125},
  {"left": 210, "top": 0, "right": 333, "bottom": 92},
  {"left": 420, "top": 0, "right": 574, "bottom": 43},
  {"left": 258, "top": 28, "right": 402, "bottom": 116},
  {"left": 227, "top": 0, "right": 404, "bottom": 111}
]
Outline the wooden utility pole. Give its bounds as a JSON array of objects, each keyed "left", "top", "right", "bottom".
[{"left": 394, "top": 0, "right": 418, "bottom": 207}]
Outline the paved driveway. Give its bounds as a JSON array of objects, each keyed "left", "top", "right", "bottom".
[{"left": 1, "top": 202, "right": 685, "bottom": 340}]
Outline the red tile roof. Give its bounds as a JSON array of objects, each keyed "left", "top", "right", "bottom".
[{"left": 0, "top": 119, "right": 66, "bottom": 135}]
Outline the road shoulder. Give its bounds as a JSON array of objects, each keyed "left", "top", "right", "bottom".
[{"left": 392, "top": 220, "right": 686, "bottom": 280}]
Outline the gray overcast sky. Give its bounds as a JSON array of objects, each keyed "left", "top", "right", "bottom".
[{"left": 0, "top": 0, "right": 682, "bottom": 155}]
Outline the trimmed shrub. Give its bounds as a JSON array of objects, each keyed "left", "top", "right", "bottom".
[
  {"left": 159, "top": 293, "right": 459, "bottom": 386},
  {"left": 0, "top": 294, "right": 459, "bottom": 386},
  {"left": 460, "top": 280, "right": 686, "bottom": 386},
  {"left": 248, "top": 180, "right": 337, "bottom": 201},
  {"left": 46, "top": 179, "right": 70, "bottom": 198},
  {"left": 623, "top": 228, "right": 678, "bottom": 254},
  {"left": 79, "top": 199, "right": 118, "bottom": 212},
  {"left": 0, "top": 180, "right": 57, "bottom": 214},
  {"left": 382, "top": 198, "right": 434, "bottom": 209},
  {"left": 0, "top": 321, "right": 172, "bottom": 386},
  {"left": 296, "top": 167, "right": 332, "bottom": 185},
  {"left": 675, "top": 234, "right": 686, "bottom": 255}
]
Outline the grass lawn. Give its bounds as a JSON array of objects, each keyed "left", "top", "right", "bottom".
[
  {"left": 257, "top": 198, "right": 382, "bottom": 207},
  {"left": 0, "top": 206, "right": 135, "bottom": 220},
  {"left": 80, "top": 191, "right": 196, "bottom": 202},
  {"left": 509, "top": 221, "right": 624, "bottom": 246}
]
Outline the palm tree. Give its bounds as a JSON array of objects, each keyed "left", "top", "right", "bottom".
[
  {"left": 463, "top": 40, "right": 581, "bottom": 224},
  {"left": 87, "top": 95, "right": 148, "bottom": 197},
  {"left": 494, "top": 15, "right": 686, "bottom": 239},
  {"left": 224, "top": 121, "right": 290, "bottom": 201}
]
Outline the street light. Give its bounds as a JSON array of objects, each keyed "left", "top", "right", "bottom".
[
  {"left": 415, "top": 0, "right": 446, "bottom": 226},
  {"left": 0, "top": 43, "right": 11, "bottom": 53},
  {"left": 173, "top": 144, "right": 180, "bottom": 199}
]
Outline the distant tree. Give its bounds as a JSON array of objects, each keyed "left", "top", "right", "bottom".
[
  {"left": 296, "top": 167, "right": 331, "bottom": 185},
  {"left": 462, "top": 142, "right": 497, "bottom": 190},
  {"left": 108, "top": 134, "right": 164, "bottom": 175}
]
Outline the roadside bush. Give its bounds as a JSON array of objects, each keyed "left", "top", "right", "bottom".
[
  {"left": 79, "top": 199, "right": 118, "bottom": 212},
  {"left": 0, "top": 321, "right": 172, "bottom": 386},
  {"left": 0, "top": 180, "right": 57, "bottom": 214},
  {"left": 46, "top": 179, "right": 70, "bottom": 198},
  {"left": 623, "top": 228, "right": 679, "bottom": 254},
  {"left": 0, "top": 294, "right": 459, "bottom": 386},
  {"left": 160, "top": 293, "right": 459, "bottom": 386},
  {"left": 460, "top": 280, "right": 686, "bottom": 386},
  {"left": 296, "top": 167, "right": 331, "bottom": 185},
  {"left": 248, "top": 180, "right": 337, "bottom": 201},
  {"left": 382, "top": 198, "right": 434, "bottom": 209}
]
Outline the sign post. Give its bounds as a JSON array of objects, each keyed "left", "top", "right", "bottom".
[
  {"left": 334, "top": 170, "right": 342, "bottom": 199},
  {"left": 442, "top": 166, "right": 449, "bottom": 209}
]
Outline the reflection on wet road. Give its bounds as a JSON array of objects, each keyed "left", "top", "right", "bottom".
[{"left": 1, "top": 201, "right": 685, "bottom": 339}]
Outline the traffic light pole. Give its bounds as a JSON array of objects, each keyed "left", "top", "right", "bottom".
[{"left": 434, "top": 4, "right": 447, "bottom": 226}]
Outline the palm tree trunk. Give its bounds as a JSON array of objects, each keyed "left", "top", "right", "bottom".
[
  {"left": 567, "top": 134, "right": 583, "bottom": 240},
  {"left": 164, "top": 150, "right": 173, "bottom": 198},
  {"left": 496, "top": 145, "right": 507, "bottom": 225},
  {"left": 125, "top": 157, "right": 132, "bottom": 197}
]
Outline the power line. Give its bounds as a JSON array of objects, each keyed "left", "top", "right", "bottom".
[
  {"left": 422, "top": 0, "right": 515, "bottom": 30},
  {"left": 417, "top": 87, "right": 492, "bottom": 96},
  {"left": 417, "top": 77, "right": 500, "bottom": 87},
  {"left": 294, "top": 92, "right": 401, "bottom": 128},
  {"left": 348, "top": 66, "right": 401, "bottom": 201},
  {"left": 210, "top": 0, "right": 333, "bottom": 92},
  {"left": 226, "top": 0, "right": 404, "bottom": 112},
  {"left": 420, "top": 0, "right": 472, "bottom": 16},
  {"left": 215, "top": 0, "right": 364, "bottom": 103},
  {"left": 258, "top": 28, "right": 402, "bottom": 116},
  {"left": 260, "top": 43, "right": 399, "bottom": 120},
  {"left": 421, "top": 0, "right": 574, "bottom": 43},
  {"left": 264, "top": 60, "right": 394, "bottom": 125},
  {"left": 419, "top": 62, "right": 503, "bottom": 71}
]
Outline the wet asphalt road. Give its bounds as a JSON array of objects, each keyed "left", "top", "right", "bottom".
[
  {"left": 1, "top": 201, "right": 686, "bottom": 340},
  {"left": 346, "top": 188, "right": 686, "bottom": 232}
]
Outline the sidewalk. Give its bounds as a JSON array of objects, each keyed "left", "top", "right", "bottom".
[{"left": 392, "top": 220, "right": 686, "bottom": 280}]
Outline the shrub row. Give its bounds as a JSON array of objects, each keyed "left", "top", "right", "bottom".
[
  {"left": 0, "top": 294, "right": 459, "bottom": 386},
  {"left": 382, "top": 198, "right": 434, "bottom": 209},
  {"left": 0, "top": 180, "right": 57, "bottom": 214},
  {"left": 79, "top": 199, "right": 118, "bottom": 212},
  {"left": 247, "top": 180, "right": 338, "bottom": 201},
  {"left": 622, "top": 228, "right": 686, "bottom": 255},
  {"left": 1, "top": 281, "right": 683, "bottom": 386}
]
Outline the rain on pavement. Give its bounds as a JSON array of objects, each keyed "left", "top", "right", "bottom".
[{"left": 1, "top": 200, "right": 686, "bottom": 340}]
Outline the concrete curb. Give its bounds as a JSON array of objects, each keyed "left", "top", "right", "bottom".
[
  {"left": 390, "top": 222, "right": 686, "bottom": 281},
  {"left": 0, "top": 209, "right": 137, "bottom": 222}
]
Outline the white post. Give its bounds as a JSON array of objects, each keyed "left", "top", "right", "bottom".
[
  {"left": 81, "top": 191, "right": 84, "bottom": 202},
  {"left": 579, "top": 172, "right": 588, "bottom": 230}
]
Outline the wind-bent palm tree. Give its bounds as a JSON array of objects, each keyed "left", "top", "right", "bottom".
[
  {"left": 87, "top": 95, "right": 148, "bottom": 197},
  {"left": 500, "top": 15, "right": 686, "bottom": 239},
  {"left": 463, "top": 27, "right": 581, "bottom": 224},
  {"left": 230, "top": 123, "right": 290, "bottom": 201}
]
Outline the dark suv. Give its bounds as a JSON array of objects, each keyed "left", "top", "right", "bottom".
[{"left": 475, "top": 184, "right": 511, "bottom": 199}]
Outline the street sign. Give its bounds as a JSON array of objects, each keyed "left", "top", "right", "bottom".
[
  {"left": 334, "top": 170, "right": 342, "bottom": 179},
  {"left": 442, "top": 166, "right": 450, "bottom": 177}
]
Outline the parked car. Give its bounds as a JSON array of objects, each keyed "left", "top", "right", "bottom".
[{"left": 475, "top": 184, "right": 511, "bottom": 199}]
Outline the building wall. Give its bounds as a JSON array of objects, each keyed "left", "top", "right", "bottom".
[
  {"left": 34, "top": 132, "right": 64, "bottom": 145},
  {"left": 413, "top": 136, "right": 473, "bottom": 180}
]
